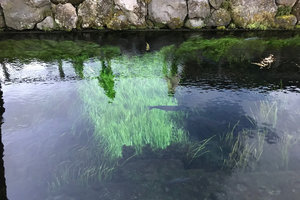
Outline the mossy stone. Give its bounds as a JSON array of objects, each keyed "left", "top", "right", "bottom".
[{"left": 275, "top": 14, "right": 297, "bottom": 29}]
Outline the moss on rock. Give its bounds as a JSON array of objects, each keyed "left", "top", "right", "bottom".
[
  {"left": 275, "top": 14, "right": 297, "bottom": 29},
  {"left": 276, "top": 5, "right": 292, "bottom": 17}
]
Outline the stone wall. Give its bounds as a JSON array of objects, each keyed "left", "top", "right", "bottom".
[{"left": 0, "top": 0, "right": 299, "bottom": 31}]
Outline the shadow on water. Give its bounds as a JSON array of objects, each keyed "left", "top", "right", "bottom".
[{"left": 0, "top": 31, "right": 300, "bottom": 200}]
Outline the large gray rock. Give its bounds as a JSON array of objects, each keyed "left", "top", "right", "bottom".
[
  {"left": 51, "top": 0, "right": 84, "bottom": 5},
  {"left": 114, "top": 0, "right": 147, "bottom": 27},
  {"left": 231, "top": 0, "right": 278, "bottom": 28},
  {"left": 148, "top": 0, "right": 187, "bottom": 29},
  {"left": 53, "top": 3, "right": 77, "bottom": 31},
  {"left": 292, "top": 0, "right": 300, "bottom": 22},
  {"left": 78, "top": 0, "right": 114, "bottom": 29},
  {"left": 37, "top": 16, "right": 55, "bottom": 30},
  {"left": 0, "top": 6, "right": 5, "bottom": 28},
  {"left": 185, "top": 18, "right": 205, "bottom": 29},
  {"left": 276, "top": 0, "right": 297, "bottom": 7},
  {"left": 188, "top": 0, "right": 211, "bottom": 19},
  {"left": 1, "top": 0, "right": 50, "bottom": 30},
  {"left": 209, "top": 0, "right": 225, "bottom": 9},
  {"left": 27, "top": 0, "right": 51, "bottom": 7},
  {"left": 206, "top": 8, "right": 231, "bottom": 26}
]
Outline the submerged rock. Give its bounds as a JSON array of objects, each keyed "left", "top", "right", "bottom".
[
  {"left": 0, "top": 0, "right": 50, "bottom": 30},
  {"left": 0, "top": 6, "right": 5, "bottom": 28},
  {"left": 276, "top": 0, "right": 297, "bottom": 7},
  {"left": 53, "top": 3, "right": 78, "bottom": 31},
  {"left": 231, "top": 0, "right": 278, "bottom": 28},
  {"left": 118, "top": 159, "right": 185, "bottom": 182},
  {"left": 188, "top": 0, "right": 211, "bottom": 19},
  {"left": 77, "top": 0, "right": 114, "bottom": 29},
  {"left": 185, "top": 18, "right": 206, "bottom": 29},
  {"left": 292, "top": 0, "right": 300, "bottom": 23},
  {"left": 148, "top": 0, "right": 187, "bottom": 29},
  {"left": 114, "top": 0, "right": 147, "bottom": 27},
  {"left": 37, "top": 16, "right": 56, "bottom": 31},
  {"left": 276, "top": 14, "right": 297, "bottom": 28},
  {"left": 206, "top": 8, "right": 231, "bottom": 27},
  {"left": 209, "top": 0, "right": 225, "bottom": 10}
]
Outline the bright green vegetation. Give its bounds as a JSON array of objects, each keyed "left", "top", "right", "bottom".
[
  {"left": 246, "top": 23, "right": 268, "bottom": 30},
  {"left": 79, "top": 48, "right": 189, "bottom": 160}
]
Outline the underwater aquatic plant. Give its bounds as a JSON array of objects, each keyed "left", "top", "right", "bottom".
[
  {"left": 221, "top": 121, "right": 266, "bottom": 171},
  {"left": 280, "top": 132, "right": 298, "bottom": 170},
  {"left": 226, "top": 129, "right": 266, "bottom": 170},
  {"left": 185, "top": 136, "right": 214, "bottom": 165},
  {"left": 97, "top": 60, "right": 116, "bottom": 101},
  {"left": 78, "top": 49, "right": 189, "bottom": 161},
  {"left": 250, "top": 100, "right": 278, "bottom": 129}
]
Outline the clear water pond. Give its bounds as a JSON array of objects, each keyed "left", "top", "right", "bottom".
[{"left": 0, "top": 31, "right": 300, "bottom": 200}]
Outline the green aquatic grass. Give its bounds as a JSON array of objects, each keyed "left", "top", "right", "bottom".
[
  {"left": 186, "top": 136, "right": 214, "bottom": 165},
  {"left": 280, "top": 132, "right": 298, "bottom": 170},
  {"left": 78, "top": 50, "right": 189, "bottom": 161},
  {"left": 223, "top": 128, "right": 266, "bottom": 171},
  {"left": 250, "top": 100, "right": 278, "bottom": 129}
]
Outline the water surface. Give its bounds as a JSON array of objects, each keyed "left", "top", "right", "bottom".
[{"left": 0, "top": 31, "right": 300, "bottom": 200}]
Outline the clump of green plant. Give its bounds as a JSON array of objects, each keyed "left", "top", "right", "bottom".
[
  {"left": 96, "top": 61, "right": 116, "bottom": 101},
  {"left": 185, "top": 136, "right": 214, "bottom": 165},
  {"left": 276, "top": 6, "right": 292, "bottom": 17},
  {"left": 79, "top": 49, "right": 189, "bottom": 161},
  {"left": 246, "top": 23, "right": 268, "bottom": 30},
  {"left": 250, "top": 100, "right": 278, "bottom": 129},
  {"left": 223, "top": 128, "right": 266, "bottom": 171},
  {"left": 228, "top": 23, "right": 236, "bottom": 29},
  {"left": 280, "top": 132, "right": 298, "bottom": 170},
  {"left": 217, "top": 26, "right": 226, "bottom": 30}
]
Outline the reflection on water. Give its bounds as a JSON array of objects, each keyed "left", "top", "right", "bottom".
[{"left": 0, "top": 32, "right": 300, "bottom": 200}]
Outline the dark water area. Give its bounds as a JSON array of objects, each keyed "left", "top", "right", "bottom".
[{"left": 0, "top": 31, "right": 300, "bottom": 200}]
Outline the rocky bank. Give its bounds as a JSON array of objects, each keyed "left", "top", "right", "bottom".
[{"left": 0, "top": 0, "right": 299, "bottom": 31}]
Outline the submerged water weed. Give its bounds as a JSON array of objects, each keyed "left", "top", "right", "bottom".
[
  {"left": 222, "top": 125, "right": 266, "bottom": 171},
  {"left": 186, "top": 136, "right": 214, "bottom": 165},
  {"left": 79, "top": 50, "right": 189, "bottom": 162},
  {"left": 250, "top": 100, "right": 278, "bottom": 129},
  {"left": 97, "top": 60, "right": 116, "bottom": 101},
  {"left": 280, "top": 132, "right": 297, "bottom": 170}
]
